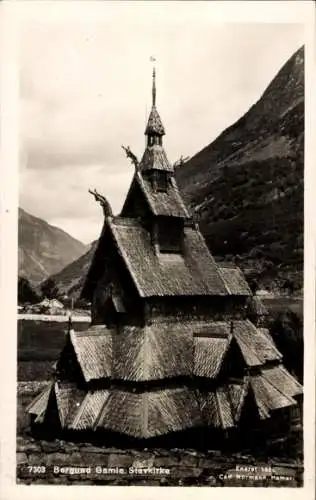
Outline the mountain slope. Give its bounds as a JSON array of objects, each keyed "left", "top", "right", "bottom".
[
  {"left": 176, "top": 46, "right": 304, "bottom": 292},
  {"left": 19, "top": 208, "right": 87, "bottom": 284},
  {"left": 47, "top": 241, "right": 98, "bottom": 300}
]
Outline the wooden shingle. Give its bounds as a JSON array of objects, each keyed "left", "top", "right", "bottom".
[{"left": 70, "top": 327, "right": 113, "bottom": 382}]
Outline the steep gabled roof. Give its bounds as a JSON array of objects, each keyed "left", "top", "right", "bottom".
[
  {"left": 108, "top": 217, "right": 229, "bottom": 297},
  {"left": 136, "top": 172, "right": 189, "bottom": 217},
  {"left": 121, "top": 170, "right": 189, "bottom": 219},
  {"left": 26, "top": 383, "right": 53, "bottom": 423},
  {"left": 81, "top": 215, "right": 254, "bottom": 301}
]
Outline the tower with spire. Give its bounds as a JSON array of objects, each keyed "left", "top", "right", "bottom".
[{"left": 27, "top": 68, "right": 302, "bottom": 446}]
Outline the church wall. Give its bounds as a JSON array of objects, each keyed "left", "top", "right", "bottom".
[{"left": 146, "top": 295, "right": 248, "bottom": 324}]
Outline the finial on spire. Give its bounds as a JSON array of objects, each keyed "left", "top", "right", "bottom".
[
  {"left": 152, "top": 66, "right": 156, "bottom": 107},
  {"left": 145, "top": 57, "right": 165, "bottom": 138}
]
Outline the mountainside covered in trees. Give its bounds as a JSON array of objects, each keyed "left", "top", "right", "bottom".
[
  {"left": 46, "top": 241, "right": 98, "bottom": 300},
  {"left": 19, "top": 208, "right": 87, "bottom": 284},
  {"left": 176, "top": 46, "right": 304, "bottom": 293}
]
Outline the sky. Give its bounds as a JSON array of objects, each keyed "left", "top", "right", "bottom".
[{"left": 18, "top": 3, "right": 305, "bottom": 244}]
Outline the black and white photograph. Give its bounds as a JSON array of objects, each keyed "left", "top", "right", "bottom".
[{"left": 0, "top": 0, "right": 315, "bottom": 496}]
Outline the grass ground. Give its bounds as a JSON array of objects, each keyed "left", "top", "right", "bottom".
[{"left": 18, "top": 319, "right": 90, "bottom": 380}]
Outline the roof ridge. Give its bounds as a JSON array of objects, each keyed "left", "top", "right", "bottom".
[{"left": 71, "top": 392, "right": 89, "bottom": 429}]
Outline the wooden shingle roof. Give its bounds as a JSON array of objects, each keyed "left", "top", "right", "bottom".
[
  {"left": 194, "top": 335, "right": 231, "bottom": 378},
  {"left": 26, "top": 383, "right": 53, "bottom": 423},
  {"left": 219, "top": 266, "right": 252, "bottom": 296},
  {"left": 54, "top": 382, "right": 85, "bottom": 428},
  {"left": 250, "top": 375, "right": 297, "bottom": 418},
  {"left": 198, "top": 389, "right": 235, "bottom": 430},
  {"left": 261, "top": 365, "right": 302, "bottom": 398},
  {"left": 63, "top": 319, "right": 288, "bottom": 384},
  {"left": 96, "top": 388, "right": 201, "bottom": 438},
  {"left": 109, "top": 218, "right": 229, "bottom": 297},
  {"left": 70, "top": 390, "right": 110, "bottom": 431},
  {"left": 136, "top": 172, "right": 189, "bottom": 218},
  {"left": 144, "top": 106, "right": 165, "bottom": 136},
  {"left": 112, "top": 323, "right": 193, "bottom": 381},
  {"left": 70, "top": 326, "right": 112, "bottom": 382},
  {"left": 233, "top": 320, "right": 282, "bottom": 367},
  {"left": 140, "top": 144, "right": 172, "bottom": 172}
]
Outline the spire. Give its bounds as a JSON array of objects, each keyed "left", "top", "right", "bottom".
[
  {"left": 152, "top": 67, "right": 156, "bottom": 107},
  {"left": 145, "top": 67, "right": 165, "bottom": 138}
]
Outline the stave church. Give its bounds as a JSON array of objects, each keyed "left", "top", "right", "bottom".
[{"left": 27, "top": 69, "right": 302, "bottom": 448}]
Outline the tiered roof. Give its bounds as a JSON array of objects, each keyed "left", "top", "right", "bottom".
[
  {"left": 29, "top": 316, "right": 302, "bottom": 438},
  {"left": 29, "top": 362, "right": 302, "bottom": 438},
  {"left": 61, "top": 320, "right": 284, "bottom": 384}
]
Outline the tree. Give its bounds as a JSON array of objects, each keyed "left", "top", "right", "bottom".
[
  {"left": 41, "top": 278, "right": 59, "bottom": 299},
  {"left": 18, "top": 276, "right": 39, "bottom": 304},
  {"left": 269, "top": 309, "right": 303, "bottom": 383}
]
